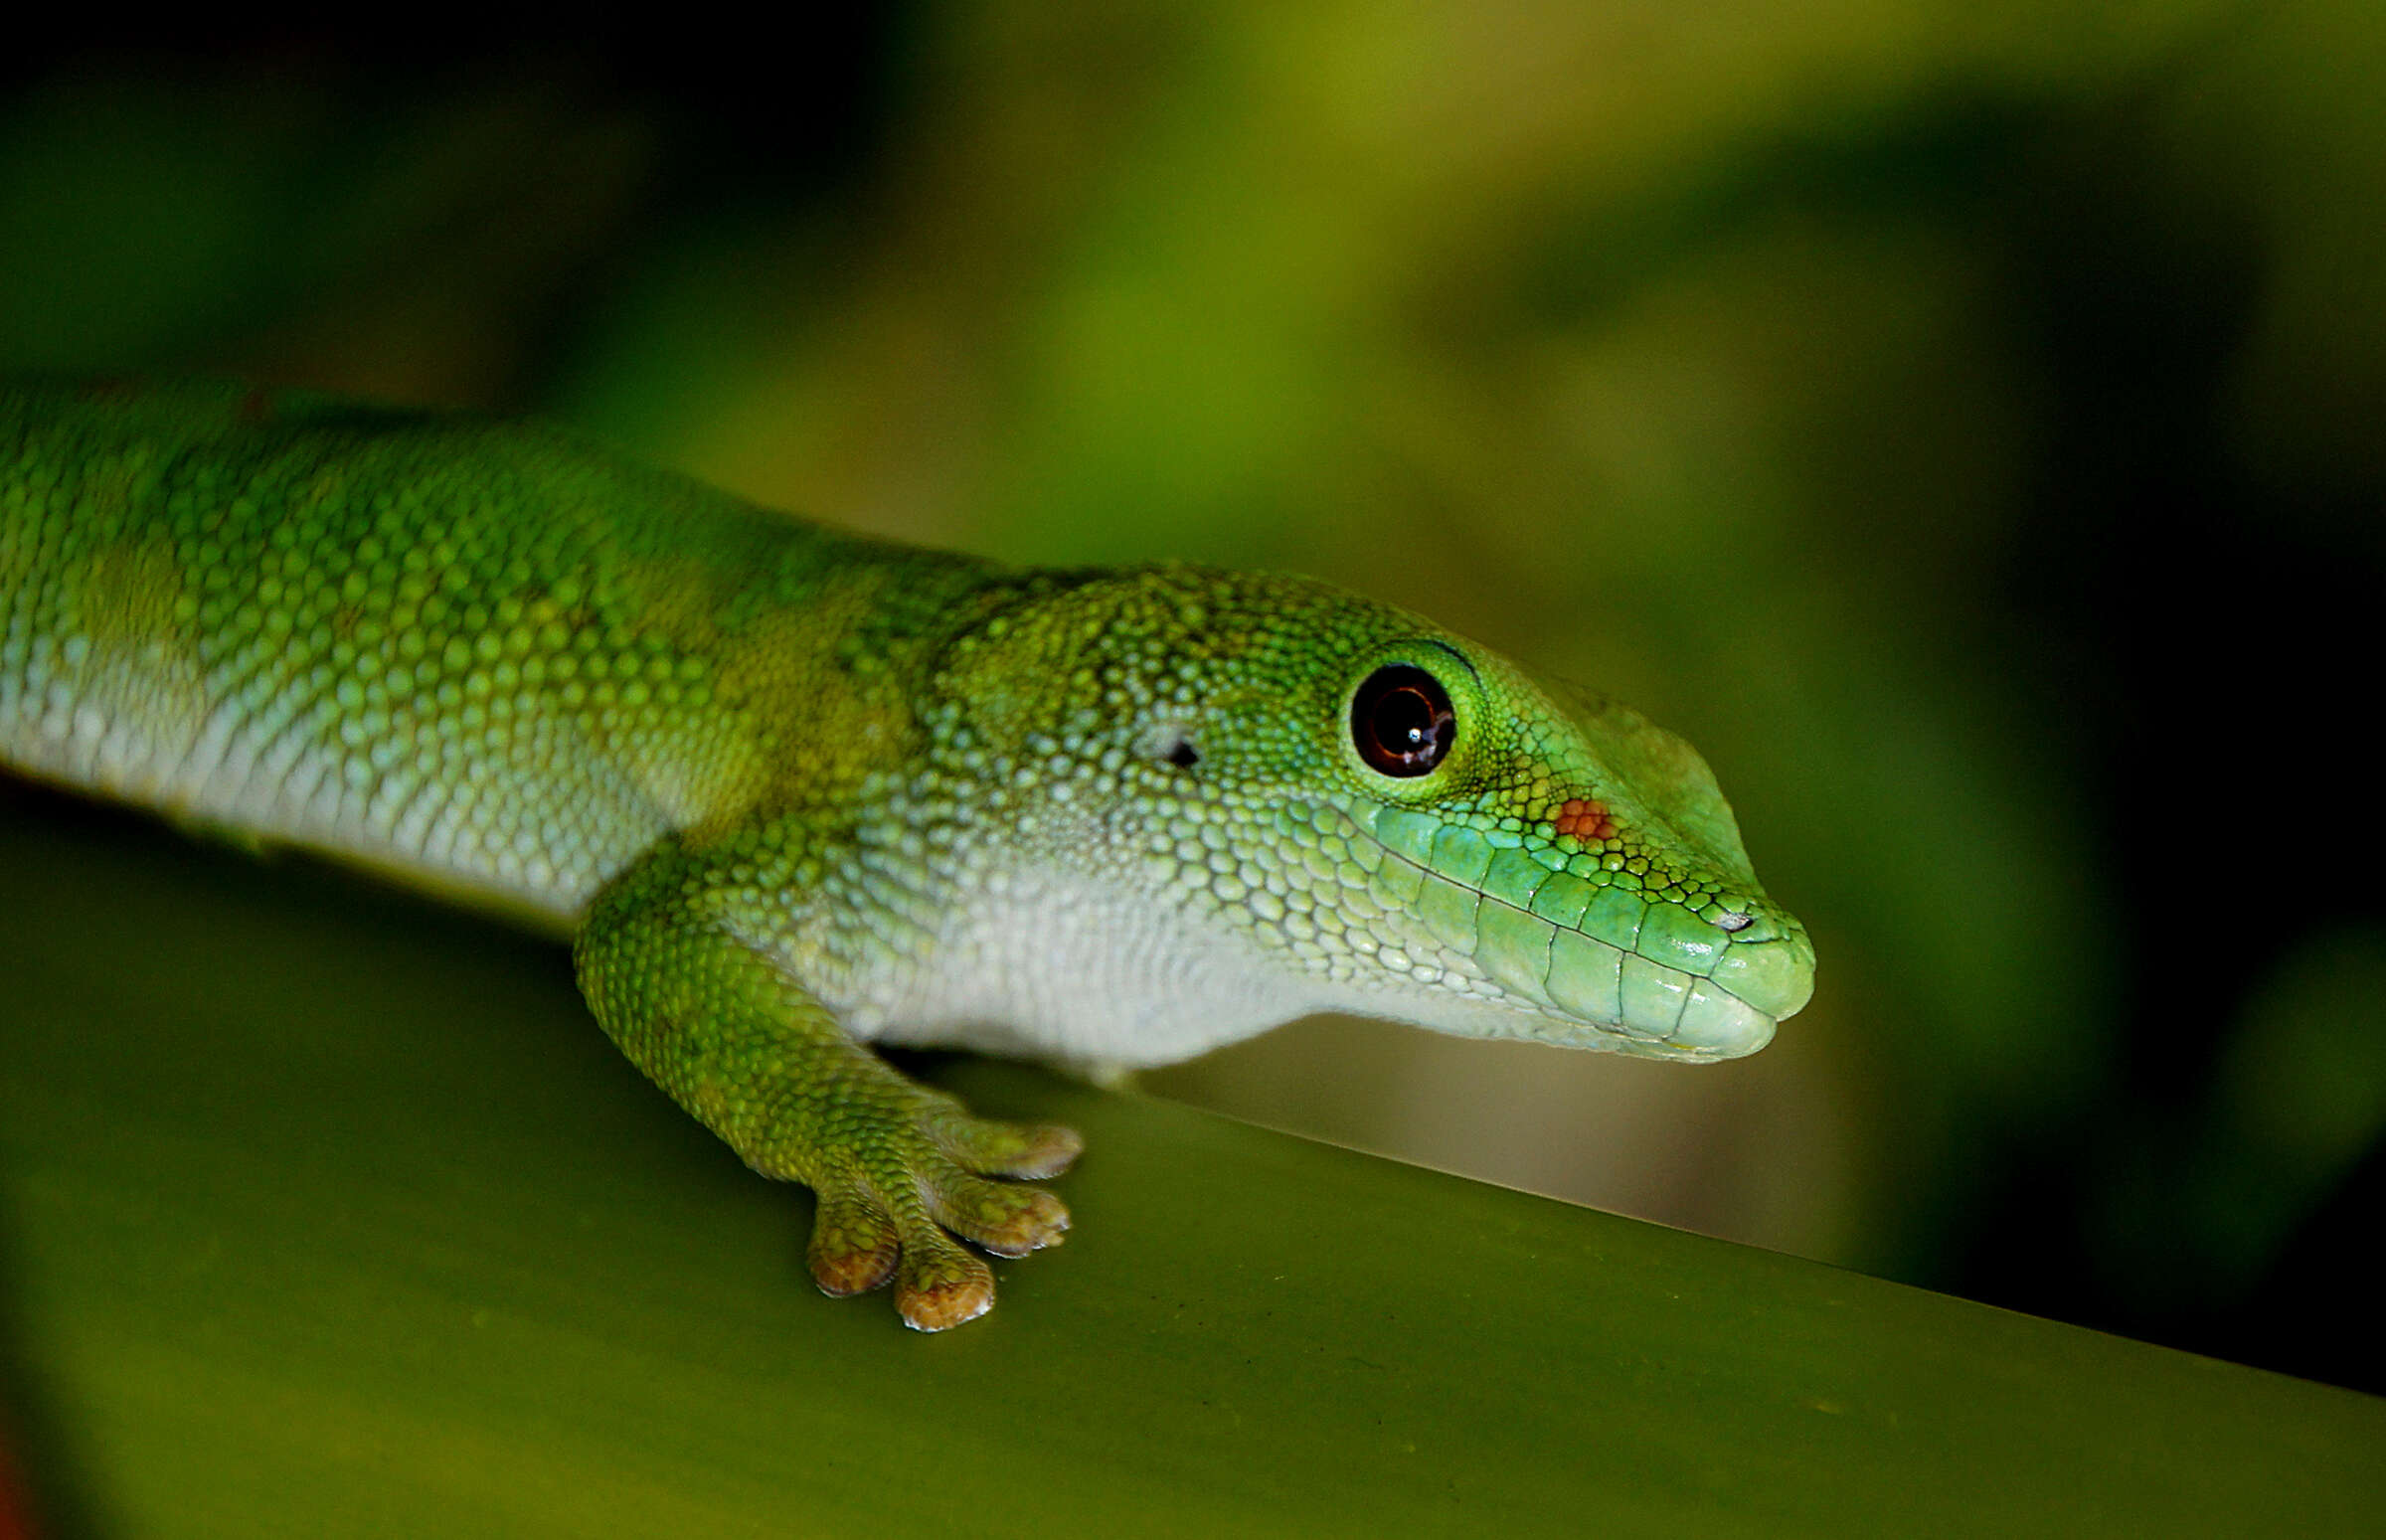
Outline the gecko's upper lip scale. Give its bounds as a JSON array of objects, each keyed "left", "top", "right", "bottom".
[
  {"left": 1635, "top": 904, "right": 1814, "bottom": 1049},
  {"left": 1344, "top": 791, "right": 1810, "bottom": 1062}
]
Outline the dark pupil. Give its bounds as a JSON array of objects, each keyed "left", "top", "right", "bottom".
[
  {"left": 1377, "top": 692, "right": 1435, "bottom": 750},
  {"left": 1352, "top": 665, "right": 1454, "bottom": 776}
]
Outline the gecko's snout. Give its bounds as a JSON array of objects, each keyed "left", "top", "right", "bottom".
[{"left": 1554, "top": 904, "right": 1813, "bottom": 1061}]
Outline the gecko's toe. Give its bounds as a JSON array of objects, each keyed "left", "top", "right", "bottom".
[
  {"left": 807, "top": 1188, "right": 900, "bottom": 1296},
  {"left": 928, "top": 1110, "right": 1084, "bottom": 1180},
  {"left": 895, "top": 1231, "right": 996, "bottom": 1331},
  {"left": 927, "top": 1171, "right": 1070, "bottom": 1258}
]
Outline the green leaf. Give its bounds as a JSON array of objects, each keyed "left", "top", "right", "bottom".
[{"left": 2, "top": 794, "right": 2379, "bottom": 1538}]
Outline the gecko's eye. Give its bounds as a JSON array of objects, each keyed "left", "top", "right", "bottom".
[{"left": 1351, "top": 665, "right": 1455, "bottom": 777}]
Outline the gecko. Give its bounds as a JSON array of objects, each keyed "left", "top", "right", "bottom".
[{"left": 0, "top": 377, "right": 1813, "bottom": 1330}]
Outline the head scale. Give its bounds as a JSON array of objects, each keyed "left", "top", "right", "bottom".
[{"left": 937, "top": 564, "right": 1813, "bottom": 1063}]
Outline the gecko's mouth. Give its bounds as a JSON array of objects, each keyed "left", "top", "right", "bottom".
[{"left": 1342, "top": 804, "right": 1814, "bottom": 1061}]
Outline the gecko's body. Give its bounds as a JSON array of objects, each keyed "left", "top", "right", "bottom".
[{"left": 1, "top": 377, "right": 1812, "bottom": 1328}]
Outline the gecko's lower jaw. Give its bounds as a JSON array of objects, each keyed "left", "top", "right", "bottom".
[
  {"left": 1658, "top": 978, "right": 1779, "bottom": 1057},
  {"left": 1452, "top": 898, "right": 1812, "bottom": 1060},
  {"left": 1551, "top": 974, "right": 1777, "bottom": 1061}
]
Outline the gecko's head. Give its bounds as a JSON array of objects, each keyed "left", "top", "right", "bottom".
[{"left": 973, "top": 566, "right": 1813, "bottom": 1061}]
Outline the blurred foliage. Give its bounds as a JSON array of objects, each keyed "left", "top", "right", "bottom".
[
  {"left": 6, "top": 800, "right": 2384, "bottom": 1537},
  {"left": 3, "top": 0, "right": 2383, "bottom": 1408}
]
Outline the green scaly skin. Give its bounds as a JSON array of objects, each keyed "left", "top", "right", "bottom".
[{"left": 0, "top": 378, "right": 1814, "bottom": 1330}]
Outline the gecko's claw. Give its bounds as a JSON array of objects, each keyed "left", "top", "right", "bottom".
[{"left": 799, "top": 1094, "right": 1080, "bottom": 1330}]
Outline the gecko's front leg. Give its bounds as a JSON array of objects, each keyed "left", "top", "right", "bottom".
[{"left": 573, "top": 834, "right": 1081, "bottom": 1330}]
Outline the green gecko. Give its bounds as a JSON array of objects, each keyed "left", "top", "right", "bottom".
[{"left": 0, "top": 377, "right": 1813, "bottom": 1330}]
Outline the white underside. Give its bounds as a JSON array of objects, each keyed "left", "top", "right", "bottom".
[
  {"left": 1, "top": 657, "right": 654, "bottom": 929},
  {"left": 833, "top": 865, "right": 1330, "bottom": 1068}
]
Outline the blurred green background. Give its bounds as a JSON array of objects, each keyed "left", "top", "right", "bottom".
[{"left": 3, "top": 0, "right": 2382, "bottom": 1401}]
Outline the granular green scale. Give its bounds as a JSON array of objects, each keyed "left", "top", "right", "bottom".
[{"left": 2, "top": 376, "right": 1811, "bottom": 1330}]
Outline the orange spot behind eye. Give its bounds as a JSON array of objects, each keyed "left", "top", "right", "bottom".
[{"left": 1553, "top": 798, "right": 1616, "bottom": 841}]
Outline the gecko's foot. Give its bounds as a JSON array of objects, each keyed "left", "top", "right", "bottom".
[{"left": 803, "top": 1096, "right": 1082, "bottom": 1331}]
